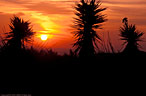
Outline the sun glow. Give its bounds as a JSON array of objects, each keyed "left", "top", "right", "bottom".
[{"left": 41, "top": 35, "right": 48, "bottom": 41}]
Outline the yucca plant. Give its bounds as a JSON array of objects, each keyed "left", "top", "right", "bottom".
[
  {"left": 120, "top": 17, "right": 144, "bottom": 53},
  {"left": 5, "top": 16, "right": 35, "bottom": 52},
  {"left": 4, "top": 16, "right": 35, "bottom": 54},
  {"left": 73, "top": 0, "right": 107, "bottom": 58}
]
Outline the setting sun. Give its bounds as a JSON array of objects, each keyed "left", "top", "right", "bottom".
[{"left": 41, "top": 35, "right": 48, "bottom": 41}]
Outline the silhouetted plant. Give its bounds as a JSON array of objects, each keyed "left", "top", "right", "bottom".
[
  {"left": 73, "top": 0, "right": 107, "bottom": 58},
  {"left": 5, "top": 16, "right": 35, "bottom": 53},
  {"left": 120, "top": 17, "right": 144, "bottom": 53}
]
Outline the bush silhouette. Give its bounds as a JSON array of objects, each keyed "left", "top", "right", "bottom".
[
  {"left": 72, "top": 0, "right": 107, "bottom": 58},
  {"left": 4, "top": 16, "right": 35, "bottom": 54},
  {"left": 120, "top": 17, "right": 144, "bottom": 54}
]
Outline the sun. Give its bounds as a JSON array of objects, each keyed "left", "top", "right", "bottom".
[{"left": 41, "top": 35, "right": 48, "bottom": 41}]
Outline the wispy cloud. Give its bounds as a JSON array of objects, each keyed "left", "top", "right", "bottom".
[
  {"left": 103, "top": 0, "right": 146, "bottom": 5},
  {"left": 0, "top": 0, "right": 73, "bottom": 15},
  {"left": 0, "top": 0, "right": 31, "bottom": 4},
  {"left": 25, "top": 1, "right": 72, "bottom": 15}
]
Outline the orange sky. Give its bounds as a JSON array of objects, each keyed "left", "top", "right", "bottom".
[{"left": 0, "top": 0, "right": 146, "bottom": 54}]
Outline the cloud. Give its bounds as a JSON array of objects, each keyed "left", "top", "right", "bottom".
[
  {"left": 110, "top": 6, "right": 146, "bottom": 15},
  {"left": 103, "top": 0, "right": 146, "bottom": 5},
  {"left": 25, "top": 1, "right": 72, "bottom": 15},
  {"left": 0, "top": 0, "right": 73, "bottom": 15},
  {"left": 0, "top": 0, "right": 31, "bottom": 4}
]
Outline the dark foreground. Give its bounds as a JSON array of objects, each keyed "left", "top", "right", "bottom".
[{"left": 0, "top": 51, "right": 145, "bottom": 95}]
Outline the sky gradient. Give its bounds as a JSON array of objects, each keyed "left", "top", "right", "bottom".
[{"left": 0, "top": 0, "right": 146, "bottom": 54}]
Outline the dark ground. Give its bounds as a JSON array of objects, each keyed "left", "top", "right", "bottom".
[{"left": 0, "top": 50, "right": 145, "bottom": 95}]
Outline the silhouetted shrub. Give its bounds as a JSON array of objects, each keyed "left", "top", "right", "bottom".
[
  {"left": 72, "top": 0, "right": 107, "bottom": 58},
  {"left": 120, "top": 17, "right": 144, "bottom": 54}
]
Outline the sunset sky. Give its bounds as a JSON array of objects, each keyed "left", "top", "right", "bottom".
[{"left": 0, "top": 0, "right": 146, "bottom": 54}]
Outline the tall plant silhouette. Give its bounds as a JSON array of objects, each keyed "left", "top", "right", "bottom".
[
  {"left": 73, "top": 0, "right": 107, "bottom": 58},
  {"left": 5, "top": 16, "right": 35, "bottom": 53},
  {"left": 120, "top": 17, "right": 144, "bottom": 53}
]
